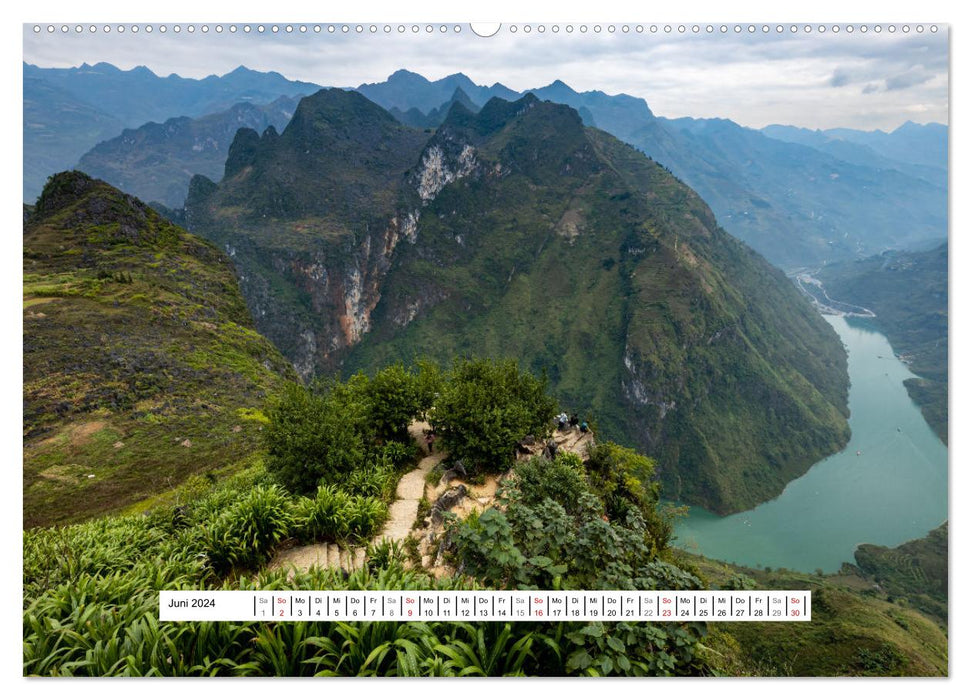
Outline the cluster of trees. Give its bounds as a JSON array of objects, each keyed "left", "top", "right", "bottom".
[{"left": 263, "top": 357, "right": 558, "bottom": 494}]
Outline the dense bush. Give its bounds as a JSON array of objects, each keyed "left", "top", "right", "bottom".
[
  {"left": 293, "top": 485, "right": 351, "bottom": 542},
  {"left": 201, "top": 484, "right": 295, "bottom": 574},
  {"left": 447, "top": 452, "right": 707, "bottom": 675},
  {"left": 358, "top": 361, "right": 441, "bottom": 442},
  {"left": 432, "top": 358, "right": 557, "bottom": 473},
  {"left": 292, "top": 485, "right": 388, "bottom": 544},
  {"left": 262, "top": 381, "right": 368, "bottom": 494},
  {"left": 449, "top": 452, "right": 689, "bottom": 591},
  {"left": 264, "top": 364, "right": 430, "bottom": 495}
]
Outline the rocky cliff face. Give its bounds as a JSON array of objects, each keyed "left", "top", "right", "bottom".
[{"left": 185, "top": 89, "right": 428, "bottom": 377}]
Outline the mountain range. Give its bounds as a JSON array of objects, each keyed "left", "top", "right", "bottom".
[
  {"left": 185, "top": 88, "right": 851, "bottom": 514},
  {"left": 354, "top": 70, "right": 946, "bottom": 268},
  {"left": 77, "top": 96, "right": 300, "bottom": 208},
  {"left": 37, "top": 65, "right": 947, "bottom": 270},
  {"left": 23, "top": 62, "right": 320, "bottom": 199}
]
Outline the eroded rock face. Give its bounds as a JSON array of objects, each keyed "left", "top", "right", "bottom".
[
  {"left": 233, "top": 211, "right": 420, "bottom": 379},
  {"left": 417, "top": 144, "right": 478, "bottom": 203},
  {"left": 430, "top": 484, "right": 468, "bottom": 525}
]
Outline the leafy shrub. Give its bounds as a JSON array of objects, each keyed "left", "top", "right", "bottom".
[
  {"left": 431, "top": 358, "right": 557, "bottom": 474},
  {"left": 293, "top": 485, "right": 351, "bottom": 542},
  {"left": 202, "top": 484, "right": 294, "bottom": 573},
  {"left": 585, "top": 442, "right": 671, "bottom": 552},
  {"left": 262, "top": 381, "right": 368, "bottom": 495},
  {"left": 343, "top": 496, "right": 389, "bottom": 542},
  {"left": 358, "top": 363, "right": 425, "bottom": 441},
  {"left": 365, "top": 538, "right": 407, "bottom": 573}
]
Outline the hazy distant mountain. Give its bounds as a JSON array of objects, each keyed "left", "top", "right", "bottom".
[
  {"left": 762, "top": 122, "right": 947, "bottom": 188},
  {"left": 27, "top": 64, "right": 948, "bottom": 269},
  {"left": 23, "top": 77, "right": 123, "bottom": 203},
  {"left": 388, "top": 87, "right": 480, "bottom": 128},
  {"left": 23, "top": 63, "right": 321, "bottom": 200},
  {"left": 642, "top": 116, "right": 947, "bottom": 267},
  {"left": 356, "top": 68, "right": 517, "bottom": 112},
  {"left": 77, "top": 97, "right": 300, "bottom": 208}
]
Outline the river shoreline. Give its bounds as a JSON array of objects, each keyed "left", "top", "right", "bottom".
[{"left": 673, "top": 314, "right": 947, "bottom": 573}]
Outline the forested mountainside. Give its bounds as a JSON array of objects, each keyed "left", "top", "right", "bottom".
[{"left": 187, "top": 89, "right": 850, "bottom": 514}]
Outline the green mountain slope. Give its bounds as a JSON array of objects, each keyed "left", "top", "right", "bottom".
[
  {"left": 186, "top": 88, "right": 429, "bottom": 377},
  {"left": 342, "top": 95, "right": 850, "bottom": 514},
  {"left": 23, "top": 172, "right": 296, "bottom": 528},
  {"left": 816, "top": 243, "right": 947, "bottom": 442},
  {"left": 683, "top": 550, "right": 947, "bottom": 676},
  {"left": 187, "top": 90, "right": 849, "bottom": 513}
]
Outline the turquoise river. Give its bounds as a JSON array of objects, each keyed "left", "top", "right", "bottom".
[{"left": 674, "top": 314, "right": 948, "bottom": 573}]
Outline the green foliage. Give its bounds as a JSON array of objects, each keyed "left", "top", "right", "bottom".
[
  {"left": 431, "top": 358, "right": 557, "bottom": 473},
  {"left": 342, "top": 496, "right": 389, "bottom": 542},
  {"left": 359, "top": 362, "right": 441, "bottom": 441},
  {"left": 263, "top": 382, "right": 367, "bottom": 495},
  {"left": 293, "top": 485, "right": 351, "bottom": 542},
  {"left": 201, "top": 484, "right": 294, "bottom": 574},
  {"left": 292, "top": 485, "right": 388, "bottom": 544},
  {"left": 682, "top": 551, "right": 948, "bottom": 676},
  {"left": 23, "top": 172, "right": 295, "bottom": 528},
  {"left": 262, "top": 368, "right": 426, "bottom": 498},
  {"left": 446, "top": 450, "right": 707, "bottom": 675},
  {"left": 852, "top": 523, "right": 948, "bottom": 625},
  {"left": 364, "top": 539, "right": 407, "bottom": 573}
]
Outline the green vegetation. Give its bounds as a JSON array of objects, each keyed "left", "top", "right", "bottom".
[
  {"left": 263, "top": 382, "right": 369, "bottom": 494},
  {"left": 23, "top": 349, "right": 945, "bottom": 677},
  {"left": 816, "top": 243, "right": 948, "bottom": 442},
  {"left": 682, "top": 552, "right": 947, "bottom": 676},
  {"left": 24, "top": 361, "right": 709, "bottom": 677},
  {"left": 347, "top": 96, "right": 850, "bottom": 514},
  {"left": 847, "top": 523, "right": 948, "bottom": 626},
  {"left": 432, "top": 358, "right": 556, "bottom": 473},
  {"left": 23, "top": 171, "right": 296, "bottom": 528},
  {"left": 187, "top": 89, "right": 851, "bottom": 514}
]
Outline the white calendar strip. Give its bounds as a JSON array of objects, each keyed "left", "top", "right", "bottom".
[{"left": 159, "top": 590, "right": 810, "bottom": 622}]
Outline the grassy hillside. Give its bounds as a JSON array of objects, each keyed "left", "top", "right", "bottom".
[
  {"left": 816, "top": 243, "right": 947, "bottom": 442},
  {"left": 23, "top": 171, "right": 296, "bottom": 528},
  {"left": 681, "top": 550, "right": 947, "bottom": 676},
  {"left": 848, "top": 523, "right": 948, "bottom": 626}
]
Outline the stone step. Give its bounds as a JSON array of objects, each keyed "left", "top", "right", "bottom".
[
  {"left": 326, "top": 543, "right": 339, "bottom": 569},
  {"left": 353, "top": 547, "right": 366, "bottom": 571}
]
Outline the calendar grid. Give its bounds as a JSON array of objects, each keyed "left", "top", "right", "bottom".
[{"left": 160, "top": 590, "right": 811, "bottom": 622}]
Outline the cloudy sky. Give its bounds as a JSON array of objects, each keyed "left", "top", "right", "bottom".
[{"left": 22, "top": 22, "right": 948, "bottom": 131}]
